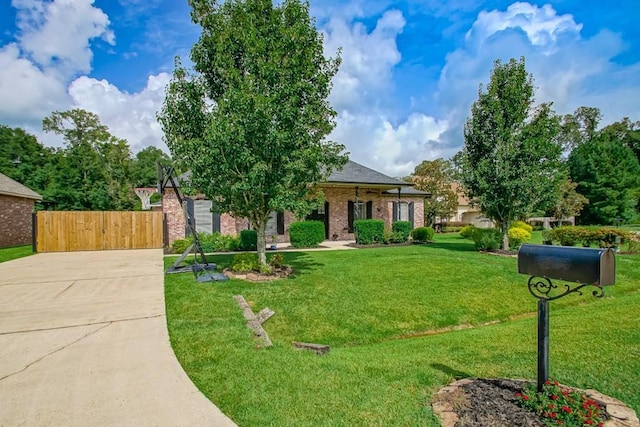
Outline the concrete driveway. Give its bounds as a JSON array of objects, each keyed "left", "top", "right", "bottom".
[{"left": 0, "top": 249, "right": 236, "bottom": 427}]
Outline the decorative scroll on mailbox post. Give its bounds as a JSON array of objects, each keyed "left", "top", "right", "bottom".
[{"left": 517, "top": 244, "right": 616, "bottom": 392}]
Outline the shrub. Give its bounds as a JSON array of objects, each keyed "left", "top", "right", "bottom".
[
  {"left": 549, "top": 226, "right": 584, "bottom": 246},
  {"left": 391, "top": 221, "right": 412, "bottom": 243},
  {"left": 590, "top": 228, "right": 629, "bottom": 248},
  {"left": 268, "top": 253, "right": 285, "bottom": 268},
  {"left": 459, "top": 224, "right": 477, "bottom": 239},
  {"left": 354, "top": 219, "right": 385, "bottom": 245},
  {"left": 511, "top": 220, "right": 533, "bottom": 233},
  {"left": 623, "top": 232, "right": 640, "bottom": 253},
  {"left": 238, "top": 230, "right": 257, "bottom": 251},
  {"left": 230, "top": 253, "right": 259, "bottom": 272},
  {"left": 442, "top": 226, "right": 464, "bottom": 233},
  {"left": 528, "top": 220, "right": 545, "bottom": 231},
  {"left": 471, "top": 228, "right": 502, "bottom": 251},
  {"left": 289, "top": 221, "right": 325, "bottom": 248},
  {"left": 411, "top": 226, "right": 435, "bottom": 243},
  {"left": 172, "top": 236, "right": 194, "bottom": 253},
  {"left": 508, "top": 227, "right": 531, "bottom": 249}
]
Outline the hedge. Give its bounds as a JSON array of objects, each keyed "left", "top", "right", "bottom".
[
  {"left": 411, "top": 226, "right": 435, "bottom": 243},
  {"left": 354, "top": 219, "right": 385, "bottom": 245},
  {"left": 289, "top": 221, "right": 325, "bottom": 248},
  {"left": 391, "top": 221, "right": 412, "bottom": 243},
  {"left": 471, "top": 228, "right": 502, "bottom": 251},
  {"left": 238, "top": 229, "right": 257, "bottom": 251}
]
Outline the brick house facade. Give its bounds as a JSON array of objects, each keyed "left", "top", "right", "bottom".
[
  {"left": 0, "top": 173, "right": 42, "bottom": 248},
  {"left": 162, "top": 160, "right": 429, "bottom": 246}
]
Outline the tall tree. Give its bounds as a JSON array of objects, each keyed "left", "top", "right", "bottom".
[
  {"left": 159, "top": 0, "right": 347, "bottom": 265},
  {"left": 551, "top": 179, "right": 588, "bottom": 222},
  {"left": 568, "top": 134, "right": 640, "bottom": 224},
  {"left": 600, "top": 117, "right": 640, "bottom": 163},
  {"left": 458, "top": 57, "right": 564, "bottom": 249},
  {"left": 132, "top": 146, "right": 173, "bottom": 187},
  {"left": 410, "top": 159, "right": 458, "bottom": 226},
  {"left": 43, "top": 109, "right": 135, "bottom": 210},
  {"left": 558, "top": 106, "right": 602, "bottom": 150}
]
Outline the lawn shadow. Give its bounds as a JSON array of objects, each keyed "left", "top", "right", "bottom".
[
  {"left": 431, "top": 363, "right": 473, "bottom": 380},
  {"left": 280, "top": 251, "right": 325, "bottom": 276},
  {"left": 424, "top": 239, "right": 477, "bottom": 253}
]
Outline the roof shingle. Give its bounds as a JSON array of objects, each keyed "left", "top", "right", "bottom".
[{"left": 0, "top": 173, "right": 42, "bottom": 200}]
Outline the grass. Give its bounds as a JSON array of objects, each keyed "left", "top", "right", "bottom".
[
  {"left": 164, "top": 233, "right": 640, "bottom": 426},
  {"left": 0, "top": 245, "right": 34, "bottom": 263}
]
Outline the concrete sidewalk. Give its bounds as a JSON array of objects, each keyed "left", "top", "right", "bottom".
[{"left": 0, "top": 250, "right": 236, "bottom": 427}]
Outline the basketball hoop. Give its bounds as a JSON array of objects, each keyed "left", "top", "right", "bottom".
[{"left": 134, "top": 187, "right": 157, "bottom": 210}]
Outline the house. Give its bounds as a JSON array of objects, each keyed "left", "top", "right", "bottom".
[
  {"left": 0, "top": 172, "right": 42, "bottom": 248},
  {"left": 162, "top": 160, "right": 430, "bottom": 245},
  {"left": 446, "top": 183, "right": 492, "bottom": 228}
]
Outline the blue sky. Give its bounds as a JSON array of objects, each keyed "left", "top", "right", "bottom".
[{"left": 1, "top": 0, "right": 639, "bottom": 176}]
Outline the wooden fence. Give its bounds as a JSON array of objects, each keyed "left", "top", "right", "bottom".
[{"left": 35, "top": 211, "right": 163, "bottom": 252}]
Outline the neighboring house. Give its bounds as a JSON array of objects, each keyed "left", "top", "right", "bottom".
[
  {"left": 162, "top": 160, "right": 430, "bottom": 245},
  {"left": 0, "top": 172, "right": 42, "bottom": 248},
  {"left": 446, "top": 183, "right": 493, "bottom": 228}
]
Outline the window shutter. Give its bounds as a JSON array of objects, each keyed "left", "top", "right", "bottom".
[
  {"left": 392, "top": 202, "right": 398, "bottom": 222},
  {"left": 277, "top": 212, "right": 285, "bottom": 235},
  {"left": 366, "top": 201, "right": 373, "bottom": 219},
  {"left": 409, "top": 202, "right": 414, "bottom": 227},
  {"left": 185, "top": 197, "right": 195, "bottom": 236},
  {"left": 211, "top": 201, "right": 221, "bottom": 233},
  {"left": 348, "top": 201, "right": 354, "bottom": 233}
]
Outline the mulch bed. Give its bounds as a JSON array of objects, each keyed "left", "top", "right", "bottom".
[{"left": 432, "top": 378, "right": 639, "bottom": 427}]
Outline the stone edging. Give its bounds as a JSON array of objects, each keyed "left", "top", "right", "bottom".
[
  {"left": 223, "top": 267, "right": 293, "bottom": 282},
  {"left": 432, "top": 378, "right": 639, "bottom": 427}
]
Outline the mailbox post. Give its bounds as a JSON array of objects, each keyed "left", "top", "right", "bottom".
[{"left": 517, "top": 244, "right": 615, "bottom": 392}]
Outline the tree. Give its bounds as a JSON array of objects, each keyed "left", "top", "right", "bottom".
[
  {"left": 568, "top": 134, "right": 640, "bottom": 225},
  {"left": 43, "top": 109, "right": 136, "bottom": 210},
  {"left": 132, "top": 146, "right": 173, "bottom": 188},
  {"left": 558, "top": 106, "right": 602, "bottom": 150},
  {"left": 551, "top": 179, "right": 588, "bottom": 222},
  {"left": 458, "top": 57, "right": 564, "bottom": 250},
  {"left": 600, "top": 118, "right": 640, "bottom": 163},
  {"left": 158, "top": 0, "right": 347, "bottom": 265},
  {"left": 410, "top": 159, "right": 458, "bottom": 226}
]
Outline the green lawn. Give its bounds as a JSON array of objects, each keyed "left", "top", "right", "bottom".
[
  {"left": 164, "top": 233, "right": 640, "bottom": 426},
  {"left": 0, "top": 245, "right": 34, "bottom": 263}
]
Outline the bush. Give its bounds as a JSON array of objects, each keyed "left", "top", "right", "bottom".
[
  {"left": 354, "top": 219, "right": 385, "bottom": 245},
  {"left": 471, "top": 228, "right": 502, "bottom": 251},
  {"left": 511, "top": 220, "right": 533, "bottom": 233},
  {"left": 238, "top": 230, "right": 257, "bottom": 251},
  {"left": 549, "top": 226, "right": 584, "bottom": 246},
  {"left": 460, "top": 224, "right": 477, "bottom": 239},
  {"left": 289, "top": 221, "right": 325, "bottom": 248},
  {"left": 623, "top": 232, "right": 640, "bottom": 253},
  {"left": 172, "top": 236, "right": 194, "bottom": 253},
  {"left": 230, "top": 253, "right": 259, "bottom": 272},
  {"left": 508, "top": 227, "right": 531, "bottom": 249},
  {"left": 200, "top": 232, "right": 239, "bottom": 252},
  {"left": 391, "top": 221, "right": 412, "bottom": 243},
  {"left": 268, "top": 253, "right": 285, "bottom": 268},
  {"left": 442, "top": 226, "right": 464, "bottom": 233},
  {"left": 411, "top": 226, "right": 435, "bottom": 243}
]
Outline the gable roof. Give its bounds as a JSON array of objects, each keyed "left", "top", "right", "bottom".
[
  {"left": 0, "top": 172, "right": 42, "bottom": 200},
  {"left": 325, "top": 160, "right": 412, "bottom": 188},
  {"left": 383, "top": 187, "right": 431, "bottom": 197}
]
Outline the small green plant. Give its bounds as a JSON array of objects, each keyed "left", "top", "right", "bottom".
[
  {"left": 391, "top": 221, "right": 412, "bottom": 243},
  {"left": 230, "top": 253, "right": 259, "bottom": 272},
  {"left": 239, "top": 230, "right": 257, "bottom": 251},
  {"left": 471, "top": 228, "right": 502, "bottom": 251},
  {"left": 289, "top": 221, "right": 325, "bottom": 248},
  {"left": 268, "top": 253, "right": 285, "bottom": 268},
  {"left": 508, "top": 226, "right": 531, "bottom": 249},
  {"left": 354, "top": 219, "right": 385, "bottom": 245},
  {"left": 411, "top": 227, "right": 434, "bottom": 243},
  {"left": 515, "top": 379, "right": 605, "bottom": 426},
  {"left": 459, "top": 224, "right": 477, "bottom": 239}
]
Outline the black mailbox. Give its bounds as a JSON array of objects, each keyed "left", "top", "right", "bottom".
[{"left": 518, "top": 244, "right": 615, "bottom": 286}]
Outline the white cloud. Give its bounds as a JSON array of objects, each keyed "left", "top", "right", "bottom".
[
  {"left": 68, "top": 73, "right": 171, "bottom": 153},
  {"left": 436, "top": 2, "right": 640, "bottom": 151},
  {"left": 14, "top": 0, "right": 114, "bottom": 79}
]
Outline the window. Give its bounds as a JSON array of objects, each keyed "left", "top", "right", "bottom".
[
  {"left": 353, "top": 202, "right": 365, "bottom": 220},
  {"left": 398, "top": 202, "right": 409, "bottom": 221}
]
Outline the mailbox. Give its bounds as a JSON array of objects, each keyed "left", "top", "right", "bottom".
[{"left": 518, "top": 244, "right": 615, "bottom": 286}]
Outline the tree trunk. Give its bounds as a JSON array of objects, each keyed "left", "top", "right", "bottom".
[
  {"left": 256, "top": 220, "right": 267, "bottom": 266},
  {"left": 501, "top": 220, "right": 510, "bottom": 251}
]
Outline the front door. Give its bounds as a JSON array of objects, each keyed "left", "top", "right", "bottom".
[{"left": 307, "top": 202, "right": 330, "bottom": 239}]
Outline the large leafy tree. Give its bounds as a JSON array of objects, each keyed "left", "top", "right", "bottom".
[
  {"left": 159, "top": 0, "right": 347, "bottom": 264},
  {"left": 410, "top": 159, "right": 457, "bottom": 226},
  {"left": 568, "top": 134, "right": 640, "bottom": 225},
  {"left": 458, "top": 57, "right": 564, "bottom": 249},
  {"left": 550, "top": 179, "right": 588, "bottom": 222},
  {"left": 132, "top": 146, "right": 173, "bottom": 187},
  {"left": 558, "top": 106, "right": 602, "bottom": 150},
  {"left": 43, "top": 109, "right": 135, "bottom": 210}
]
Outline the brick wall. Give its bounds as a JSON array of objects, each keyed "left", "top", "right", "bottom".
[
  {"left": 163, "top": 192, "right": 185, "bottom": 246},
  {"left": 0, "top": 195, "right": 35, "bottom": 248}
]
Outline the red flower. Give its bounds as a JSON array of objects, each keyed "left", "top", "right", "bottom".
[
  {"left": 561, "top": 405, "right": 572, "bottom": 413},
  {"left": 585, "top": 420, "right": 594, "bottom": 425},
  {"left": 548, "top": 404, "right": 555, "bottom": 409},
  {"left": 551, "top": 395, "right": 559, "bottom": 400},
  {"left": 550, "top": 412, "right": 557, "bottom": 419},
  {"left": 522, "top": 394, "right": 529, "bottom": 401}
]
